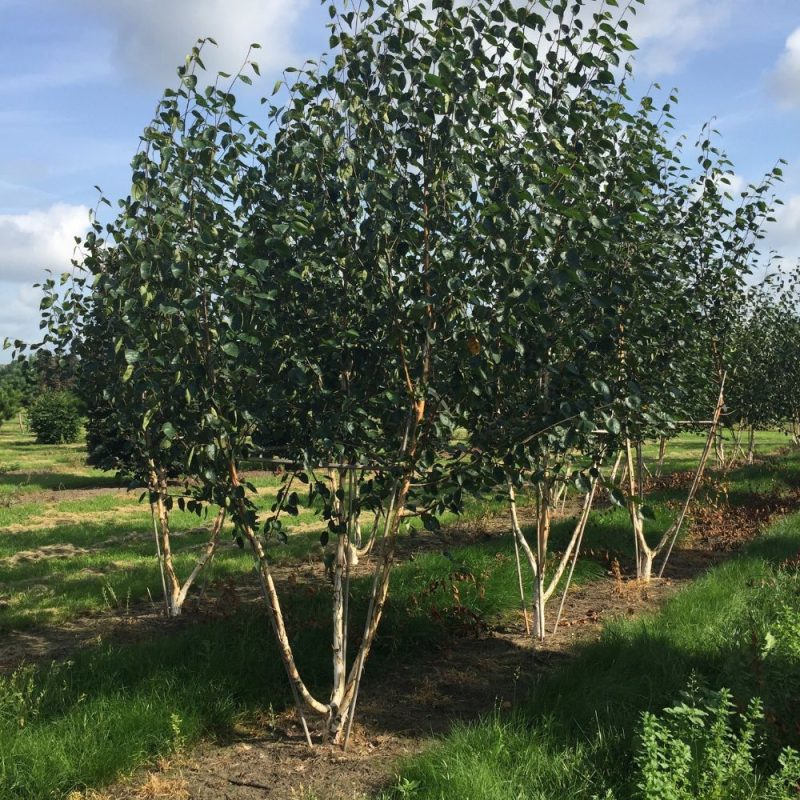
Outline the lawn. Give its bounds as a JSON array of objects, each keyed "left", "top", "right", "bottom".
[{"left": 1, "top": 422, "right": 798, "bottom": 798}]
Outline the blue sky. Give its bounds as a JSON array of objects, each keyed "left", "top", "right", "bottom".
[{"left": 2, "top": 0, "right": 800, "bottom": 359}]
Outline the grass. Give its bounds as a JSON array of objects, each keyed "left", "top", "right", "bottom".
[
  {"left": 382, "top": 516, "right": 800, "bottom": 799},
  {"left": 640, "top": 428, "right": 793, "bottom": 475},
  {"left": 0, "top": 615, "right": 286, "bottom": 798},
  {"left": 0, "top": 531, "right": 604, "bottom": 799},
  {"left": 0, "top": 422, "right": 798, "bottom": 798},
  {"left": 0, "top": 419, "right": 525, "bottom": 629}
]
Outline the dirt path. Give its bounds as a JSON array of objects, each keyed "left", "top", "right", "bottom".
[{"left": 93, "top": 576, "right": 695, "bottom": 800}]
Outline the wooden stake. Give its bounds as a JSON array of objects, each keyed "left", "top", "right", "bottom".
[{"left": 657, "top": 373, "right": 727, "bottom": 578}]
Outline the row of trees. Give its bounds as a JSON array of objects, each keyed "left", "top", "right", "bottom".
[
  {"left": 0, "top": 355, "right": 82, "bottom": 442},
  {"left": 723, "top": 276, "right": 800, "bottom": 461},
  {"left": 0, "top": 351, "right": 79, "bottom": 408},
  {"left": 9, "top": 0, "right": 797, "bottom": 743}
]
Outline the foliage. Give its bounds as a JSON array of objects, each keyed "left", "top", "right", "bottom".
[
  {"left": 632, "top": 682, "right": 799, "bottom": 800},
  {"left": 0, "top": 362, "right": 34, "bottom": 409},
  {"left": 385, "top": 512, "right": 800, "bottom": 800},
  {"left": 27, "top": 390, "right": 81, "bottom": 445},
  {"left": 0, "top": 386, "right": 21, "bottom": 423}
]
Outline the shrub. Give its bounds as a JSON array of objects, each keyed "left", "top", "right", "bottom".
[
  {"left": 759, "top": 601, "right": 800, "bottom": 745},
  {"left": 27, "top": 391, "right": 81, "bottom": 444},
  {"left": 631, "top": 681, "right": 800, "bottom": 800},
  {"left": 0, "top": 387, "right": 20, "bottom": 423}
]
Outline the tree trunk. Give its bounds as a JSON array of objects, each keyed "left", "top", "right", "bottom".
[
  {"left": 512, "top": 523, "right": 531, "bottom": 636},
  {"left": 656, "top": 437, "right": 667, "bottom": 478},
  {"left": 334, "top": 474, "right": 412, "bottom": 742},
  {"left": 534, "top": 482, "right": 551, "bottom": 639},
  {"left": 610, "top": 450, "right": 624, "bottom": 483},
  {"left": 510, "top": 474, "right": 598, "bottom": 637},
  {"left": 151, "top": 473, "right": 182, "bottom": 617},
  {"left": 149, "top": 465, "right": 223, "bottom": 618},
  {"left": 174, "top": 508, "right": 225, "bottom": 609},
  {"left": 638, "top": 547, "right": 654, "bottom": 582},
  {"left": 334, "top": 401, "right": 424, "bottom": 744},
  {"left": 730, "top": 424, "right": 745, "bottom": 463},
  {"left": 552, "top": 473, "right": 599, "bottom": 635},
  {"left": 230, "top": 462, "right": 330, "bottom": 723},
  {"left": 625, "top": 439, "right": 652, "bottom": 582},
  {"left": 330, "top": 528, "right": 348, "bottom": 715},
  {"left": 714, "top": 428, "right": 725, "bottom": 468},
  {"left": 352, "top": 479, "right": 362, "bottom": 549},
  {"left": 747, "top": 426, "right": 755, "bottom": 465}
]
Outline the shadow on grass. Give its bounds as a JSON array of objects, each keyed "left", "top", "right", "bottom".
[
  {"left": 0, "top": 471, "right": 123, "bottom": 492},
  {"left": 0, "top": 536, "right": 537, "bottom": 797}
]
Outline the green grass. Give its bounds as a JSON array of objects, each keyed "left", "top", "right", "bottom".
[
  {"left": 0, "top": 614, "right": 290, "bottom": 798},
  {"left": 0, "top": 421, "right": 794, "bottom": 635},
  {"left": 640, "top": 428, "right": 793, "bottom": 475},
  {"left": 0, "top": 526, "right": 603, "bottom": 800},
  {"left": 382, "top": 516, "right": 800, "bottom": 799},
  {"left": 0, "top": 419, "right": 532, "bottom": 629},
  {"left": 1, "top": 422, "right": 799, "bottom": 798}
]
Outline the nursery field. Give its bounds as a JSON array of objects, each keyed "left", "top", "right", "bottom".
[
  {"left": 1, "top": 423, "right": 799, "bottom": 799},
  {"left": 7, "top": 0, "right": 800, "bottom": 798}
]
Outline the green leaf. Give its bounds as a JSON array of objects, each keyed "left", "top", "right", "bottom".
[
  {"left": 421, "top": 513, "right": 441, "bottom": 532},
  {"left": 608, "top": 488, "right": 626, "bottom": 508},
  {"left": 424, "top": 73, "right": 445, "bottom": 90}
]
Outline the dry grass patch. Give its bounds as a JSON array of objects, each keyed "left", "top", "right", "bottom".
[{"left": 131, "top": 773, "right": 191, "bottom": 800}]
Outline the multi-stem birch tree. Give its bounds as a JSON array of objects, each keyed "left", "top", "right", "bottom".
[
  {"left": 30, "top": 42, "right": 263, "bottom": 617},
  {"left": 227, "top": 0, "right": 658, "bottom": 730},
  {"left": 605, "top": 132, "right": 786, "bottom": 580}
]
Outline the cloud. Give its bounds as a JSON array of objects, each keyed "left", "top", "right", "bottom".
[
  {"left": 621, "top": 0, "right": 737, "bottom": 76},
  {"left": 718, "top": 172, "right": 746, "bottom": 196},
  {"left": 0, "top": 204, "right": 89, "bottom": 284},
  {"left": 770, "top": 26, "right": 800, "bottom": 108},
  {"left": 766, "top": 193, "right": 800, "bottom": 263},
  {"left": 0, "top": 283, "right": 44, "bottom": 349},
  {"left": 77, "top": 0, "right": 317, "bottom": 87}
]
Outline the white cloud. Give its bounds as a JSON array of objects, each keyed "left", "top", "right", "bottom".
[
  {"left": 0, "top": 205, "right": 89, "bottom": 360},
  {"left": 0, "top": 283, "right": 48, "bottom": 361},
  {"left": 718, "top": 172, "right": 746, "bottom": 196},
  {"left": 0, "top": 204, "right": 89, "bottom": 284},
  {"left": 622, "top": 0, "right": 737, "bottom": 76},
  {"left": 766, "top": 193, "right": 800, "bottom": 263},
  {"left": 770, "top": 26, "right": 800, "bottom": 108},
  {"left": 78, "top": 0, "right": 316, "bottom": 87}
]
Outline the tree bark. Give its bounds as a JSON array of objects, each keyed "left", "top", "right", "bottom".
[
  {"left": 655, "top": 437, "right": 667, "bottom": 478},
  {"left": 151, "top": 471, "right": 182, "bottom": 617},
  {"left": 230, "top": 462, "right": 331, "bottom": 719},
  {"left": 625, "top": 439, "right": 651, "bottom": 581}
]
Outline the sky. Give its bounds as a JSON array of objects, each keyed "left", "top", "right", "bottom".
[{"left": 1, "top": 0, "right": 800, "bottom": 361}]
